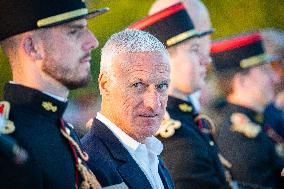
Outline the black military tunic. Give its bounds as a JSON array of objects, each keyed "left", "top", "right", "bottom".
[
  {"left": 158, "top": 96, "right": 229, "bottom": 189},
  {"left": 0, "top": 83, "right": 81, "bottom": 189},
  {"left": 215, "top": 101, "right": 284, "bottom": 189}
]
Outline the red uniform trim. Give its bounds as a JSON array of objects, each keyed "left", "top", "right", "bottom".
[
  {"left": 129, "top": 2, "right": 184, "bottom": 29},
  {"left": 60, "top": 119, "right": 79, "bottom": 187},
  {"left": 211, "top": 32, "right": 261, "bottom": 53},
  {"left": 0, "top": 104, "right": 4, "bottom": 114}
]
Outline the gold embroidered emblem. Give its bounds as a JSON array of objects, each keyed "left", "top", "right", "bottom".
[
  {"left": 42, "top": 102, "right": 57, "bottom": 112},
  {"left": 0, "top": 101, "right": 15, "bottom": 134},
  {"left": 179, "top": 103, "right": 192, "bottom": 112},
  {"left": 255, "top": 113, "right": 264, "bottom": 124},
  {"left": 230, "top": 113, "right": 261, "bottom": 138},
  {"left": 156, "top": 111, "right": 181, "bottom": 138}
]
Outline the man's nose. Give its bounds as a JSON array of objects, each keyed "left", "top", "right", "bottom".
[
  {"left": 199, "top": 52, "right": 212, "bottom": 67},
  {"left": 82, "top": 29, "right": 99, "bottom": 51},
  {"left": 143, "top": 87, "right": 161, "bottom": 110}
]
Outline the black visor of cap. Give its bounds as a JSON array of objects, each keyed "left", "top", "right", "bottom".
[
  {"left": 129, "top": 2, "right": 200, "bottom": 48},
  {"left": 0, "top": 0, "right": 109, "bottom": 41}
]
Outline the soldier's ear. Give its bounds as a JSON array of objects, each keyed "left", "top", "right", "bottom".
[
  {"left": 235, "top": 72, "right": 248, "bottom": 88},
  {"left": 22, "top": 33, "right": 43, "bottom": 61},
  {"left": 98, "top": 72, "right": 110, "bottom": 95}
]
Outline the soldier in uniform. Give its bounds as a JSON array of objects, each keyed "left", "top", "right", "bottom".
[
  {"left": 130, "top": 2, "right": 231, "bottom": 189},
  {"left": 0, "top": 0, "right": 108, "bottom": 188},
  {"left": 211, "top": 32, "right": 284, "bottom": 188},
  {"left": 261, "top": 29, "right": 284, "bottom": 147},
  {"left": 149, "top": 0, "right": 214, "bottom": 113}
]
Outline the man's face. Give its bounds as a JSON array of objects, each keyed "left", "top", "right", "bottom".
[
  {"left": 41, "top": 19, "right": 99, "bottom": 89},
  {"left": 105, "top": 52, "right": 170, "bottom": 142},
  {"left": 170, "top": 38, "right": 208, "bottom": 94},
  {"left": 244, "top": 63, "right": 278, "bottom": 107}
]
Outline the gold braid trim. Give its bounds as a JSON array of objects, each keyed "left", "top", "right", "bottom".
[
  {"left": 60, "top": 129, "right": 101, "bottom": 189},
  {"left": 194, "top": 113, "right": 217, "bottom": 134},
  {"left": 60, "top": 128, "right": 89, "bottom": 161},
  {"left": 156, "top": 111, "right": 181, "bottom": 138},
  {"left": 77, "top": 160, "right": 101, "bottom": 189}
]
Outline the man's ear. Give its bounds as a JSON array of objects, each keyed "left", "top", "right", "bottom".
[
  {"left": 235, "top": 72, "right": 248, "bottom": 88},
  {"left": 22, "top": 34, "right": 43, "bottom": 61},
  {"left": 98, "top": 72, "right": 110, "bottom": 95}
]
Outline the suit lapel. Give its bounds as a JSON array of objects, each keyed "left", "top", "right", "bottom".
[
  {"left": 158, "top": 159, "right": 175, "bottom": 189},
  {"left": 94, "top": 119, "right": 153, "bottom": 189}
]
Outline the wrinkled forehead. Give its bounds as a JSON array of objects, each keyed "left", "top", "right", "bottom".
[{"left": 112, "top": 51, "right": 170, "bottom": 75}]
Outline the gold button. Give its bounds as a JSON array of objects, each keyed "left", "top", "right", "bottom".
[{"left": 209, "top": 141, "right": 215, "bottom": 146}]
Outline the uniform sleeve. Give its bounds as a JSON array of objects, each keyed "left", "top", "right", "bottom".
[{"left": 0, "top": 157, "right": 43, "bottom": 189}]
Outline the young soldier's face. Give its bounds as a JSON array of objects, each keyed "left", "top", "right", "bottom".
[
  {"left": 170, "top": 38, "right": 209, "bottom": 94},
  {"left": 41, "top": 19, "right": 99, "bottom": 89},
  {"left": 245, "top": 63, "right": 278, "bottom": 107}
]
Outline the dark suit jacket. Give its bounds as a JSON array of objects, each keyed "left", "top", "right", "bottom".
[{"left": 81, "top": 118, "right": 175, "bottom": 189}]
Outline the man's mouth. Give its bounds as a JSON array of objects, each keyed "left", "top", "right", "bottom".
[
  {"left": 80, "top": 54, "right": 91, "bottom": 64},
  {"left": 139, "top": 114, "right": 158, "bottom": 118}
]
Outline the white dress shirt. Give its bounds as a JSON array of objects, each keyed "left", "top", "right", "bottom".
[{"left": 96, "top": 112, "right": 165, "bottom": 189}]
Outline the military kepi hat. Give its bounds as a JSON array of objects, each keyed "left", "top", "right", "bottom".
[
  {"left": 211, "top": 32, "right": 275, "bottom": 72},
  {"left": 0, "top": 0, "right": 109, "bottom": 41},
  {"left": 129, "top": 2, "right": 207, "bottom": 48}
]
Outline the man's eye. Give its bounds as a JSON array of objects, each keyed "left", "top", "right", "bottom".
[
  {"left": 132, "top": 82, "right": 144, "bottom": 89},
  {"left": 156, "top": 83, "right": 169, "bottom": 91},
  {"left": 190, "top": 47, "right": 200, "bottom": 53},
  {"left": 69, "top": 29, "right": 78, "bottom": 35}
]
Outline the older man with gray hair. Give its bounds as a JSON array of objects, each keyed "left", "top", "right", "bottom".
[{"left": 82, "top": 29, "right": 174, "bottom": 189}]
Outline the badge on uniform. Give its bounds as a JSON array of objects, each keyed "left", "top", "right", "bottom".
[
  {"left": 230, "top": 113, "right": 261, "bottom": 138},
  {"left": 179, "top": 103, "right": 193, "bottom": 112},
  {"left": 0, "top": 101, "right": 15, "bottom": 134},
  {"left": 42, "top": 101, "right": 57, "bottom": 112},
  {"left": 156, "top": 111, "right": 181, "bottom": 138}
]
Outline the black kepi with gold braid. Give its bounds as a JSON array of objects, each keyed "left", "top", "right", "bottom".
[
  {"left": 129, "top": 2, "right": 202, "bottom": 48},
  {"left": 211, "top": 32, "right": 276, "bottom": 72},
  {"left": 0, "top": 0, "right": 109, "bottom": 41}
]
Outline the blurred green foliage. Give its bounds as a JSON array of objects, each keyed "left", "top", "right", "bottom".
[{"left": 1, "top": 0, "right": 283, "bottom": 98}]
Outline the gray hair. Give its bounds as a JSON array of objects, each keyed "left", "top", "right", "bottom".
[{"left": 100, "top": 29, "right": 169, "bottom": 75}]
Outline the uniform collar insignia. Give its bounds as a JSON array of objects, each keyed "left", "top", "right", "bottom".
[
  {"left": 230, "top": 112, "right": 261, "bottom": 138},
  {"left": 42, "top": 101, "right": 58, "bottom": 112},
  {"left": 179, "top": 103, "right": 193, "bottom": 112},
  {"left": 254, "top": 113, "right": 264, "bottom": 124},
  {"left": 0, "top": 101, "right": 15, "bottom": 134},
  {"left": 156, "top": 111, "right": 181, "bottom": 138}
]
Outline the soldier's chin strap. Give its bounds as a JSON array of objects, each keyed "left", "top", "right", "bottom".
[{"left": 59, "top": 119, "right": 101, "bottom": 189}]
